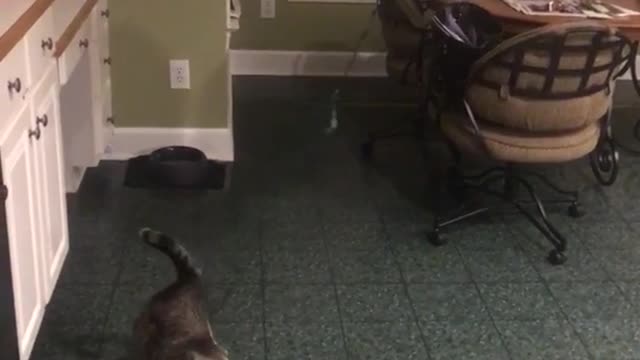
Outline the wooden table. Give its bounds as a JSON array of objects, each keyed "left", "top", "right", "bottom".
[{"left": 469, "top": 0, "right": 640, "bottom": 40}]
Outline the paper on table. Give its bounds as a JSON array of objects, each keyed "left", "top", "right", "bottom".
[{"left": 501, "top": 0, "right": 640, "bottom": 18}]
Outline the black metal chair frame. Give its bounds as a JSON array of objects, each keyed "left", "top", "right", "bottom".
[
  {"left": 361, "top": 0, "right": 437, "bottom": 160},
  {"left": 428, "top": 24, "right": 635, "bottom": 265},
  {"left": 361, "top": 32, "right": 434, "bottom": 160}
]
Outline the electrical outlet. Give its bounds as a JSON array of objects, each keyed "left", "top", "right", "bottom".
[
  {"left": 170, "top": 59, "right": 191, "bottom": 89},
  {"left": 260, "top": 0, "right": 275, "bottom": 18}
]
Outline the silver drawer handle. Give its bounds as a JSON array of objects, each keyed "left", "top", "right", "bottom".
[
  {"left": 7, "top": 78, "right": 21, "bottom": 94},
  {"left": 41, "top": 37, "right": 54, "bottom": 51},
  {"left": 28, "top": 126, "right": 41, "bottom": 140},
  {"left": 101, "top": 9, "right": 110, "bottom": 18},
  {"left": 79, "top": 39, "right": 89, "bottom": 48},
  {"left": 106, "top": 116, "right": 115, "bottom": 125},
  {"left": 103, "top": 57, "right": 112, "bottom": 65},
  {"left": 36, "top": 115, "right": 48, "bottom": 128}
]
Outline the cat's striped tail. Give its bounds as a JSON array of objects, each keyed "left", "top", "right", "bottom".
[{"left": 139, "top": 227, "right": 202, "bottom": 279}]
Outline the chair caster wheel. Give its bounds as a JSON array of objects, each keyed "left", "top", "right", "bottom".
[
  {"left": 568, "top": 203, "right": 584, "bottom": 218},
  {"left": 547, "top": 250, "right": 567, "bottom": 265},
  {"left": 428, "top": 231, "right": 447, "bottom": 246},
  {"left": 361, "top": 142, "right": 373, "bottom": 160}
]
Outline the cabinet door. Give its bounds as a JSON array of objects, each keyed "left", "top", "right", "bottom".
[
  {"left": 101, "top": 79, "right": 114, "bottom": 151},
  {"left": 87, "top": 3, "right": 113, "bottom": 161},
  {"left": 0, "top": 164, "right": 20, "bottom": 360},
  {"left": 33, "top": 72, "right": 69, "bottom": 302},
  {"left": 1, "top": 104, "right": 45, "bottom": 360}
]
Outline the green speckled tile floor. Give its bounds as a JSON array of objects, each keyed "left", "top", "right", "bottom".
[{"left": 31, "top": 77, "right": 640, "bottom": 360}]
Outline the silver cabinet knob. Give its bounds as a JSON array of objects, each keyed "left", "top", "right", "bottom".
[
  {"left": 41, "top": 37, "right": 54, "bottom": 51},
  {"left": 36, "top": 115, "right": 48, "bottom": 128},
  {"left": 28, "top": 126, "right": 41, "bottom": 140},
  {"left": 7, "top": 78, "right": 21, "bottom": 94}
]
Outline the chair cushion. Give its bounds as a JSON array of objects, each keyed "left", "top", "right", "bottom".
[
  {"left": 466, "top": 84, "right": 611, "bottom": 132},
  {"left": 464, "top": 21, "right": 625, "bottom": 133},
  {"left": 441, "top": 111, "right": 601, "bottom": 163}
]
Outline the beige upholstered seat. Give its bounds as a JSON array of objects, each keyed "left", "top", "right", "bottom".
[
  {"left": 442, "top": 112, "right": 601, "bottom": 163},
  {"left": 442, "top": 21, "right": 632, "bottom": 164},
  {"left": 429, "top": 22, "right": 635, "bottom": 265}
]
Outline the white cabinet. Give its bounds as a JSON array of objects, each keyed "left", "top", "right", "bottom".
[
  {"left": 50, "top": 0, "right": 85, "bottom": 42},
  {"left": 0, "top": 1, "right": 36, "bottom": 36},
  {"left": 0, "top": 99, "right": 46, "bottom": 360},
  {"left": 91, "top": 0, "right": 114, "bottom": 157},
  {"left": 1, "top": 64, "right": 69, "bottom": 360},
  {"left": 32, "top": 67, "right": 69, "bottom": 302},
  {"left": 60, "top": 0, "right": 114, "bottom": 178},
  {"left": 56, "top": 17, "right": 90, "bottom": 86},
  {"left": 1, "top": 22, "right": 69, "bottom": 360}
]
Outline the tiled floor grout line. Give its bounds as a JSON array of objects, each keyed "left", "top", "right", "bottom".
[
  {"left": 376, "top": 211, "right": 434, "bottom": 360},
  {"left": 563, "top": 211, "right": 640, "bottom": 319},
  {"left": 257, "top": 218, "right": 269, "bottom": 360},
  {"left": 95, "top": 250, "right": 128, "bottom": 357},
  {"left": 506, "top": 221, "right": 597, "bottom": 360},
  {"left": 450, "top": 239, "right": 516, "bottom": 360},
  {"left": 359, "top": 148, "right": 436, "bottom": 360},
  {"left": 91, "top": 208, "right": 135, "bottom": 358},
  {"left": 320, "top": 214, "right": 353, "bottom": 360},
  {"left": 37, "top": 114, "right": 640, "bottom": 359}
]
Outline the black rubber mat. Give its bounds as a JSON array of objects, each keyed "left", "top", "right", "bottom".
[{"left": 123, "top": 155, "right": 226, "bottom": 189}]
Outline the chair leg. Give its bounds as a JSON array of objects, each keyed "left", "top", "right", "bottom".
[
  {"left": 590, "top": 135, "right": 619, "bottom": 186},
  {"left": 508, "top": 174, "right": 568, "bottom": 265},
  {"left": 428, "top": 165, "right": 572, "bottom": 265},
  {"left": 516, "top": 168, "right": 582, "bottom": 218},
  {"left": 590, "top": 112, "right": 620, "bottom": 186},
  {"left": 428, "top": 207, "right": 489, "bottom": 246},
  {"left": 427, "top": 166, "right": 502, "bottom": 247}
]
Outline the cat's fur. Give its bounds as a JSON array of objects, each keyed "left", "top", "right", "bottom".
[{"left": 133, "top": 228, "right": 228, "bottom": 360}]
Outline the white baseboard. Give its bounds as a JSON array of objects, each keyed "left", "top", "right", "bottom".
[
  {"left": 230, "top": 49, "right": 640, "bottom": 82},
  {"left": 230, "top": 49, "right": 386, "bottom": 77},
  {"left": 65, "top": 166, "right": 86, "bottom": 193},
  {"left": 103, "top": 127, "right": 234, "bottom": 161}
]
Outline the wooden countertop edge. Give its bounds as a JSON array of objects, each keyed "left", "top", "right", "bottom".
[
  {"left": 0, "top": 0, "right": 55, "bottom": 62},
  {"left": 54, "top": 0, "right": 99, "bottom": 58}
]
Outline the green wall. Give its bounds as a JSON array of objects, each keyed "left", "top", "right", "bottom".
[
  {"left": 231, "top": 1, "right": 385, "bottom": 52},
  {"left": 109, "top": 0, "right": 229, "bottom": 128}
]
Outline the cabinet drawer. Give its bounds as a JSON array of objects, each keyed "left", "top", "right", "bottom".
[
  {"left": 99, "top": 22, "right": 110, "bottom": 65},
  {"left": 57, "top": 18, "right": 90, "bottom": 85},
  {"left": 91, "top": 0, "right": 110, "bottom": 65},
  {"left": 1, "top": 101, "right": 46, "bottom": 360},
  {"left": 25, "top": 7, "right": 55, "bottom": 87},
  {"left": 102, "top": 79, "right": 112, "bottom": 123},
  {"left": 32, "top": 65, "right": 58, "bottom": 121},
  {"left": 101, "top": 79, "right": 114, "bottom": 150},
  {"left": 0, "top": 41, "right": 29, "bottom": 123},
  {"left": 101, "top": 55, "right": 111, "bottom": 90}
]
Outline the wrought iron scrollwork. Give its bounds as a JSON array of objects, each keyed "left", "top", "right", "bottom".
[{"left": 590, "top": 137, "right": 619, "bottom": 186}]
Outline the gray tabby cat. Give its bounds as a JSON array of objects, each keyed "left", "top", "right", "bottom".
[{"left": 133, "top": 228, "right": 228, "bottom": 360}]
